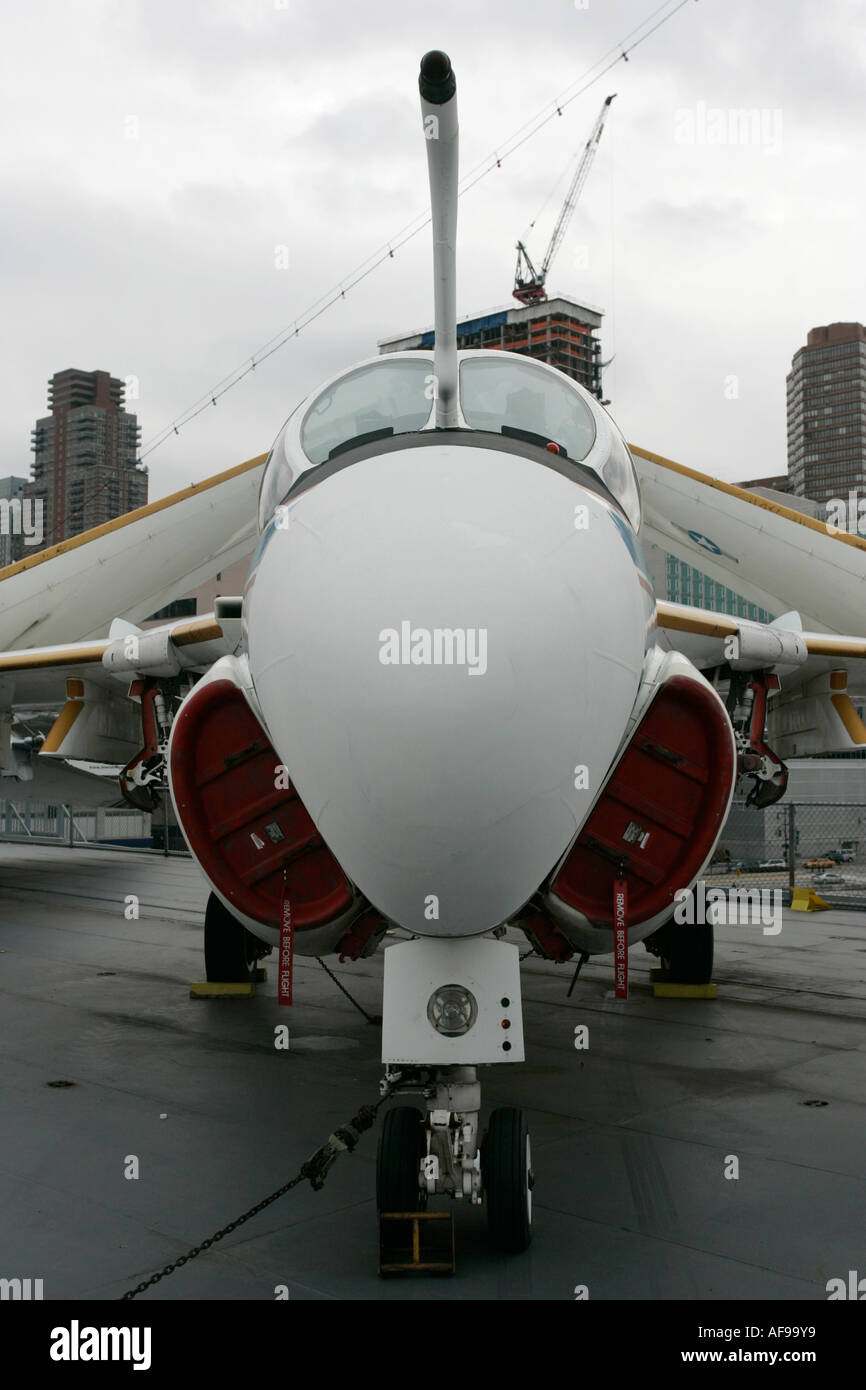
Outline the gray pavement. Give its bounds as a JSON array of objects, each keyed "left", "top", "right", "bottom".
[{"left": 1, "top": 842, "right": 865, "bottom": 1301}]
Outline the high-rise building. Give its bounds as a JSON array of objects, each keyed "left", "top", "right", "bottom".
[
  {"left": 379, "top": 295, "right": 605, "bottom": 399},
  {"left": 0, "top": 476, "right": 28, "bottom": 568},
  {"left": 24, "top": 368, "right": 147, "bottom": 553},
  {"left": 787, "top": 322, "right": 866, "bottom": 506}
]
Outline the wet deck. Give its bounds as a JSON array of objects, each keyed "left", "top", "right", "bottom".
[{"left": 1, "top": 843, "right": 865, "bottom": 1301}]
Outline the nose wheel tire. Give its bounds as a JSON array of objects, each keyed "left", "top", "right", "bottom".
[
  {"left": 484, "top": 1107, "right": 533, "bottom": 1252},
  {"left": 203, "top": 892, "right": 268, "bottom": 982},
  {"left": 376, "top": 1106, "right": 427, "bottom": 1213}
]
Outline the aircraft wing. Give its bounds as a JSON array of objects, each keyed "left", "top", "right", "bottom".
[
  {"left": 655, "top": 599, "right": 866, "bottom": 672},
  {"left": 0, "top": 611, "right": 242, "bottom": 791},
  {"left": 653, "top": 597, "right": 866, "bottom": 759},
  {"left": 0, "top": 453, "right": 266, "bottom": 650},
  {"left": 630, "top": 443, "right": 866, "bottom": 757},
  {"left": 632, "top": 444, "right": 866, "bottom": 636},
  {"left": 0, "top": 614, "right": 240, "bottom": 709}
]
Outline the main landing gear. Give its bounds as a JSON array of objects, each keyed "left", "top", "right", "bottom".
[
  {"left": 203, "top": 892, "right": 272, "bottom": 982},
  {"left": 376, "top": 1067, "right": 534, "bottom": 1253},
  {"left": 645, "top": 888, "right": 714, "bottom": 985}
]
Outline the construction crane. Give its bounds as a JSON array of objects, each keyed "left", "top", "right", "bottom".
[{"left": 512, "top": 93, "right": 616, "bottom": 306}]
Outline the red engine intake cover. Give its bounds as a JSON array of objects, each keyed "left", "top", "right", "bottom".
[
  {"left": 170, "top": 679, "right": 353, "bottom": 930},
  {"left": 551, "top": 674, "right": 736, "bottom": 927}
]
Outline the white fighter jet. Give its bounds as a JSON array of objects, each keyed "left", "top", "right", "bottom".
[{"left": 4, "top": 50, "right": 866, "bottom": 1253}]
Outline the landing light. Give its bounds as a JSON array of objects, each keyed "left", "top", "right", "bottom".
[{"left": 427, "top": 984, "right": 478, "bottom": 1037}]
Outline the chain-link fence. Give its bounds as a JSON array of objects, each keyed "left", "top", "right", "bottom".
[
  {"left": 710, "top": 801, "right": 866, "bottom": 910},
  {"left": 2, "top": 795, "right": 866, "bottom": 908},
  {"left": 0, "top": 799, "right": 184, "bottom": 854}
]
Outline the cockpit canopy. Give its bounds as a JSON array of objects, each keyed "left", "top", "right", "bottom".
[
  {"left": 302, "top": 358, "right": 433, "bottom": 466},
  {"left": 458, "top": 354, "right": 596, "bottom": 462},
  {"left": 258, "top": 351, "right": 641, "bottom": 532}
]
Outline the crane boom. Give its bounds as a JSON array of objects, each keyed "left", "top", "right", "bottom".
[{"left": 513, "top": 93, "right": 615, "bottom": 306}]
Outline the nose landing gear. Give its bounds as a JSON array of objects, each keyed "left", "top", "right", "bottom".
[
  {"left": 484, "top": 1106, "right": 534, "bottom": 1252},
  {"left": 376, "top": 1106, "right": 427, "bottom": 1214},
  {"left": 377, "top": 935, "right": 529, "bottom": 1262},
  {"left": 376, "top": 1067, "right": 533, "bottom": 1256}
]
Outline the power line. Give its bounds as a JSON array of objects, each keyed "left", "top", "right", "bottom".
[
  {"left": 458, "top": 0, "right": 695, "bottom": 197},
  {"left": 138, "top": 0, "right": 698, "bottom": 466},
  {"left": 520, "top": 0, "right": 685, "bottom": 239}
]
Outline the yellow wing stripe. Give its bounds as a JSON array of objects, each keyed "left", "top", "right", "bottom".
[
  {"left": 804, "top": 636, "right": 866, "bottom": 658},
  {"left": 655, "top": 602, "right": 738, "bottom": 638},
  {"left": 630, "top": 444, "right": 866, "bottom": 554},
  {"left": 656, "top": 602, "right": 866, "bottom": 657},
  {"left": 0, "top": 617, "right": 226, "bottom": 673},
  {"left": 0, "top": 643, "right": 108, "bottom": 671},
  {"left": 172, "top": 617, "right": 225, "bottom": 647}
]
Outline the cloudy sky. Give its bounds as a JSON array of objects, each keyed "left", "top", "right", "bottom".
[{"left": 1, "top": 0, "right": 863, "bottom": 501}]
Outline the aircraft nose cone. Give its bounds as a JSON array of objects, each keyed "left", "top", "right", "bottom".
[{"left": 246, "top": 444, "right": 650, "bottom": 935}]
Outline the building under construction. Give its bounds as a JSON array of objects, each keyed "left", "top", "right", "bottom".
[{"left": 378, "top": 293, "right": 605, "bottom": 399}]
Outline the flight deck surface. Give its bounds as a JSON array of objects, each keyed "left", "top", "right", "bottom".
[{"left": 1, "top": 843, "right": 865, "bottom": 1301}]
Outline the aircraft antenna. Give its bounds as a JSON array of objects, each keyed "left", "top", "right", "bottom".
[{"left": 419, "top": 50, "right": 460, "bottom": 427}]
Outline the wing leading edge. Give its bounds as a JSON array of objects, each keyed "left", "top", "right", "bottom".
[{"left": 0, "top": 453, "right": 266, "bottom": 650}]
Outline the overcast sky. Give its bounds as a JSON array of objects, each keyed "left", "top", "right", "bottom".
[{"left": 1, "top": 0, "right": 863, "bottom": 501}]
